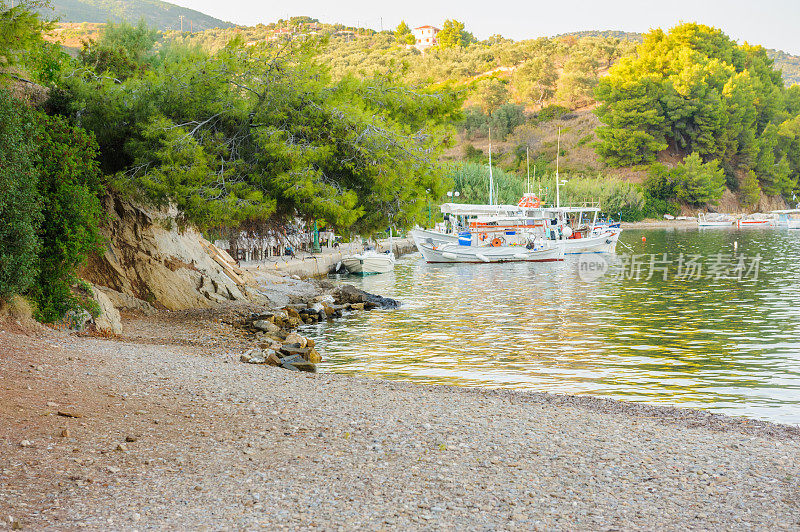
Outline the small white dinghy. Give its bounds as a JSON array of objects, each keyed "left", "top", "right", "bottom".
[{"left": 342, "top": 249, "right": 396, "bottom": 275}]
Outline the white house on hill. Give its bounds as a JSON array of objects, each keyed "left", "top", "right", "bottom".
[{"left": 413, "top": 25, "right": 439, "bottom": 52}]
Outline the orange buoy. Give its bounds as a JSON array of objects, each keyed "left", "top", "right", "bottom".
[{"left": 491, "top": 237, "right": 503, "bottom": 247}]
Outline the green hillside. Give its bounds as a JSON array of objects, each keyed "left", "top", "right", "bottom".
[
  {"left": 560, "top": 30, "right": 800, "bottom": 87},
  {"left": 38, "top": 0, "right": 234, "bottom": 31}
]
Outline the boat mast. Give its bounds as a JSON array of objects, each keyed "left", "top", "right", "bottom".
[
  {"left": 488, "top": 128, "right": 494, "bottom": 206},
  {"left": 556, "top": 128, "right": 561, "bottom": 209},
  {"left": 526, "top": 146, "right": 530, "bottom": 195}
]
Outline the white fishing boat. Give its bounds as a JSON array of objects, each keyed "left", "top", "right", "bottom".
[
  {"left": 771, "top": 209, "right": 800, "bottom": 229},
  {"left": 417, "top": 240, "right": 563, "bottom": 263},
  {"left": 341, "top": 249, "right": 396, "bottom": 275},
  {"left": 697, "top": 213, "right": 735, "bottom": 227},
  {"left": 413, "top": 202, "right": 622, "bottom": 255},
  {"left": 412, "top": 128, "right": 620, "bottom": 260},
  {"left": 737, "top": 213, "right": 777, "bottom": 228},
  {"left": 412, "top": 129, "right": 621, "bottom": 255}
]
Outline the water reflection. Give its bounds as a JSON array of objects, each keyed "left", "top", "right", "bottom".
[{"left": 303, "top": 228, "right": 800, "bottom": 425}]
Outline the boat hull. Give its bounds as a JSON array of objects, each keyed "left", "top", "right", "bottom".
[
  {"left": 698, "top": 221, "right": 734, "bottom": 227},
  {"left": 561, "top": 229, "right": 621, "bottom": 254},
  {"left": 737, "top": 220, "right": 775, "bottom": 228},
  {"left": 342, "top": 254, "right": 395, "bottom": 275},
  {"left": 409, "top": 229, "right": 459, "bottom": 250},
  {"left": 412, "top": 228, "right": 621, "bottom": 254},
  {"left": 418, "top": 243, "right": 563, "bottom": 263}
]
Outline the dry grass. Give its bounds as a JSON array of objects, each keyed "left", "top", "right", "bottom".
[
  {"left": 506, "top": 109, "right": 605, "bottom": 175},
  {"left": 0, "top": 296, "right": 46, "bottom": 335},
  {"left": 44, "top": 22, "right": 104, "bottom": 52},
  {"left": 0, "top": 296, "right": 33, "bottom": 322}
]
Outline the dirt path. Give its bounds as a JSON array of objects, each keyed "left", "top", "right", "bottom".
[{"left": 1, "top": 315, "right": 798, "bottom": 530}]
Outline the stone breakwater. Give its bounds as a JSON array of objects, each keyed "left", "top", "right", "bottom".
[{"left": 237, "top": 284, "right": 399, "bottom": 371}]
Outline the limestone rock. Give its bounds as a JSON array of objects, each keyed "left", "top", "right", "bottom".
[
  {"left": 82, "top": 196, "right": 262, "bottom": 311},
  {"left": 96, "top": 286, "right": 157, "bottom": 315},
  {"left": 334, "top": 284, "right": 399, "bottom": 309},
  {"left": 252, "top": 320, "right": 279, "bottom": 334},
  {"left": 265, "top": 351, "right": 282, "bottom": 367},
  {"left": 89, "top": 285, "right": 123, "bottom": 335},
  {"left": 305, "top": 349, "right": 322, "bottom": 364},
  {"left": 284, "top": 332, "right": 307, "bottom": 349}
]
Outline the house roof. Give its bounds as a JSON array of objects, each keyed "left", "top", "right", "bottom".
[{"left": 414, "top": 25, "right": 440, "bottom": 30}]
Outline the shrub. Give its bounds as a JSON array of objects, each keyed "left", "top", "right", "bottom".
[
  {"left": 671, "top": 153, "right": 726, "bottom": 206},
  {"left": 0, "top": 89, "right": 41, "bottom": 299},
  {"left": 559, "top": 177, "right": 646, "bottom": 221},
  {"left": 29, "top": 114, "right": 105, "bottom": 322},
  {"left": 535, "top": 104, "right": 570, "bottom": 123},
  {"left": 490, "top": 103, "right": 526, "bottom": 139},
  {"left": 739, "top": 169, "right": 761, "bottom": 209},
  {"left": 462, "top": 144, "right": 485, "bottom": 162},
  {"left": 459, "top": 103, "right": 527, "bottom": 141}
]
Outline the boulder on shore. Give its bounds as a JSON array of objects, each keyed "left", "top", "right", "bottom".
[
  {"left": 89, "top": 286, "right": 123, "bottom": 335},
  {"left": 333, "top": 285, "right": 399, "bottom": 309}
]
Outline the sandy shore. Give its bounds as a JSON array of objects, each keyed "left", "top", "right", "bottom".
[{"left": 1, "top": 313, "right": 798, "bottom": 530}]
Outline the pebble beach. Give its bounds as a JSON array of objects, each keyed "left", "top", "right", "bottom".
[{"left": 1, "top": 314, "right": 798, "bottom": 531}]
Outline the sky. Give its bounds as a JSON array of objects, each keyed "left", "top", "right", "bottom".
[{"left": 169, "top": 0, "right": 800, "bottom": 54}]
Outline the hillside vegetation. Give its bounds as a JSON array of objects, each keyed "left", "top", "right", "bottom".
[
  {"left": 1, "top": 5, "right": 457, "bottom": 319},
  {"left": 561, "top": 30, "right": 800, "bottom": 87},
  {"left": 4, "top": 2, "right": 800, "bottom": 321},
  {"left": 38, "top": 0, "right": 233, "bottom": 31}
]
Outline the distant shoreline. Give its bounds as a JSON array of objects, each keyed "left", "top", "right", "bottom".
[{"left": 622, "top": 219, "right": 698, "bottom": 229}]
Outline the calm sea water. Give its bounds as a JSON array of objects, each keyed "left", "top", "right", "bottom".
[{"left": 302, "top": 228, "right": 800, "bottom": 425}]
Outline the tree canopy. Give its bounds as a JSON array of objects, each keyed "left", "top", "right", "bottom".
[
  {"left": 595, "top": 23, "right": 799, "bottom": 198},
  {"left": 394, "top": 21, "right": 414, "bottom": 46},
  {"left": 436, "top": 20, "right": 475, "bottom": 49},
  {"left": 60, "top": 34, "right": 462, "bottom": 234}
]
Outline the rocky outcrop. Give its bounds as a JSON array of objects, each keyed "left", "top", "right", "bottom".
[
  {"left": 95, "top": 286, "right": 157, "bottom": 316},
  {"left": 83, "top": 196, "right": 263, "bottom": 311},
  {"left": 90, "top": 286, "right": 123, "bottom": 335}
]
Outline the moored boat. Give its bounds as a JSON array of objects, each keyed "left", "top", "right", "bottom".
[
  {"left": 341, "top": 250, "right": 396, "bottom": 275},
  {"left": 417, "top": 240, "right": 563, "bottom": 263},
  {"left": 412, "top": 202, "right": 622, "bottom": 255},
  {"left": 771, "top": 209, "right": 800, "bottom": 229},
  {"left": 737, "top": 214, "right": 777, "bottom": 228},
  {"left": 697, "top": 213, "right": 735, "bottom": 227}
]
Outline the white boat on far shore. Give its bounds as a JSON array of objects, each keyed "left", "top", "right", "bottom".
[
  {"left": 697, "top": 213, "right": 735, "bottom": 227},
  {"left": 771, "top": 209, "right": 800, "bottom": 229},
  {"left": 737, "top": 214, "right": 777, "bottom": 228}
]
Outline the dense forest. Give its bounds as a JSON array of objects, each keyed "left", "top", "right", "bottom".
[{"left": 163, "top": 19, "right": 800, "bottom": 214}]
